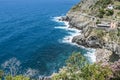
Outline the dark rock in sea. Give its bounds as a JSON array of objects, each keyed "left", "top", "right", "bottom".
[
  {"left": 72, "top": 35, "right": 86, "bottom": 45},
  {"left": 72, "top": 35, "right": 103, "bottom": 48},
  {"left": 59, "top": 16, "right": 69, "bottom": 21},
  {"left": 86, "top": 36, "right": 103, "bottom": 48},
  {"left": 68, "top": 18, "right": 91, "bottom": 30}
]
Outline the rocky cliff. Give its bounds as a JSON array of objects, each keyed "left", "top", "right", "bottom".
[{"left": 63, "top": 0, "right": 120, "bottom": 63}]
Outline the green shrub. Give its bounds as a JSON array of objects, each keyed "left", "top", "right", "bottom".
[
  {"left": 116, "top": 5, "right": 120, "bottom": 10},
  {"left": 0, "top": 70, "right": 4, "bottom": 79},
  {"left": 93, "top": 29, "right": 106, "bottom": 39},
  {"left": 5, "top": 75, "right": 30, "bottom": 80},
  {"left": 95, "top": 0, "right": 112, "bottom": 8},
  {"left": 81, "top": 63, "right": 112, "bottom": 80},
  {"left": 99, "top": 9, "right": 105, "bottom": 14},
  {"left": 51, "top": 53, "right": 112, "bottom": 80},
  {"left": 97, "top": 8, "right": 105, "bottom": 18},
  {"left": 117, "top": 28, "right": 120, "bottom": 36},
  {"left": 65, "top": 53, "right": 88, "bottom": 71},
  {"left": 117, "top": 12, "right": 120, "bottom": 17},
  {"left": 52, "top": 53, "right": 88, "bottom": 80},
  {"left": 97, "top": 13, "right": 104, "bottom": 18},
  {"left": 5, "top": 75, "right": 12, "bottom": 80},
  {"left": 71, "top": 3, "right": 80, "bottom": 12},
  {"left": 96, "top": 19, "right": 101, "bottom": 24},
  {"left": 106, "top": 9, "right": 114, "bottom": 16}
]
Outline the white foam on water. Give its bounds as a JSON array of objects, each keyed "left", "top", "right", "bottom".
[
  {"left": 84, "top": 48, "right": 96, "bottom": 63},
  {"left": 61, "top": 30, "right": 80, "bottom": 44},
  {"left": 52, "top": 16, "right": 81, "bottom": 44},
  {"left": 52, "top": 16, "right": 65, "bottom": 23},
  {"left": 24, "top": 68, "right": 39, "bottom": 77},
  {"left": 52, "top": 16, "right": 96, "bottom": 63}
]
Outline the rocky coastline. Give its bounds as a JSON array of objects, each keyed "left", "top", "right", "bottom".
[
  {"left": 43, "top": 0, "right": 120, "bottom": 79},
  {"left": 50, "top": 0, "right": 120, "bottom": 79},
  {"left": 60, "top": 12, "right": 120, "bottom": 63}
]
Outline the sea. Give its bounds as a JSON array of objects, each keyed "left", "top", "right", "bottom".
[{"left": 0, "top": 0, "right": 95, "bottom": 76}]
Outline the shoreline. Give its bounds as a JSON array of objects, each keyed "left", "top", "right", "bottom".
[
  {"left": 64, "top": 10, "right": 120, "bottom": 63},
  {"left": 53, "top": 16, "right": 96, "bottom": 63},
  {"left": 53, "top": 15, "right": 116, "bottom": 64},
  {"left": 53, "top": 16, "right": 81, "bottom": 45}
]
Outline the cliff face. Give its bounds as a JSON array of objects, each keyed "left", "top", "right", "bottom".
[
  {"left": 72, "top": 27, "right": 120, "bottom": 62},
  {"left": 64, "top": 0, "right": 120, "bottom": 62},
  {"left": 66, "top": 0, "right": 100, "bottom": 30},
  {"left": 50, "top": 1, "right": 120, "bottom": 80},
  {"left": 69, "top": 0, "right": 99, "bottom": 12}
]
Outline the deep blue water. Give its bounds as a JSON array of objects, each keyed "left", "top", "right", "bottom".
[{"left": 0, "top": 0, "right": 91, "bottom": 76}]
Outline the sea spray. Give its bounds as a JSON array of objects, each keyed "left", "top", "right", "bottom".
[
  {"left": 0, "top": 0, "right": 82, "bottom": 76},
  {"left": 52, "top": 16, "right": 81, "bottom": 44},
  {"left": 84, "top": 48, "right": 96, "bottom": 63},
  {"left": 52, "top": 16, "right": 96, "bottom": 63}
]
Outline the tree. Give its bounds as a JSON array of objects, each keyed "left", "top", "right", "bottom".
[
  {"left": 1, "top": 57, "right": 21, "bottom": 77},
  {"left": 0, "top": 70, "right": 4, "bottom": 80},
  {"left": 97, "top": 8, "right": 105, "bottom": 18},
  {"left": 97, "top": 13, "right": 104, "bottom": 18},
  {"left": 52, "top": 53, "right": 88, "bottom": 80},
  {"left": 106, "top": 9, "right": 114, "bottom": 16},
  {"left": 65, "top": 53, "right": 88, "bottom": 72},
  {"left": 51, "top": 53, "right": 112, "bottom": 80},
  {"left": 80, "top": 63, "right": 112, "bottom": 80}
]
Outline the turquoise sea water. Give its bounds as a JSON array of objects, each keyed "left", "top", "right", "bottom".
[{"left": 0, "top": 0, "right": 95, "bottom": 76}]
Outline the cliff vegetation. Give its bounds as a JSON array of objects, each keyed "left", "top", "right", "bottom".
[{"left": 52, "top": 53, "right": 120, "bottom": 80}]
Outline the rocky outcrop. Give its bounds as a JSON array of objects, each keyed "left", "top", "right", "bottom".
[
  {"left": 59, "top": 16, "right": 69, "bottom": 21},
  {"left": 61, "top": 14, "right": 120, "bottom": 63},
  {"left": 60, "top": 0, "right": 120, "bottom": 63},
  {"left": 72, "top": 34, "right": 103, "bottom": 48},
  {"left": 66, "top": 12, "right": 92, "bottom": 30},
  {"left": 71, "top": 26, "right": 120, "bottom": 56},
  {"left": 62, "top": 14, "right": 120, "bottom": 63},
  {"left": 70, "top": 0, "right": 99, "bottom": 12},
  {"left": 95, "top": 49, "right": 112, "bottom": 63}
]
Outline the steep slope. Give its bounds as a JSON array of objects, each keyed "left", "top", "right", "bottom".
[{"left": 64, "top": 0, "right": 120, "bottom": 62}]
